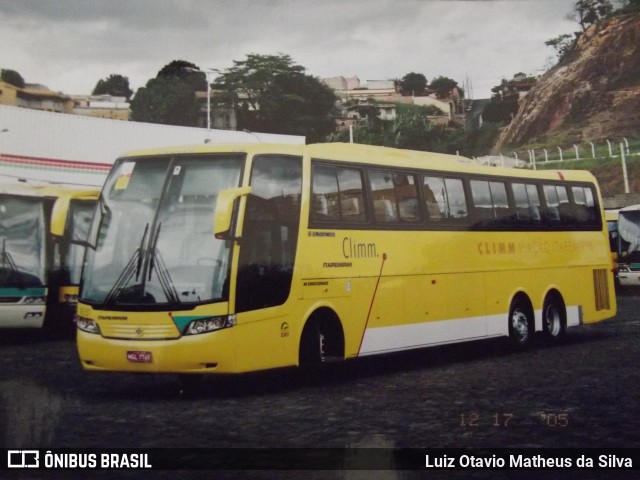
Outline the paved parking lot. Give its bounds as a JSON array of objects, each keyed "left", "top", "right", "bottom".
[{"left": 1, "top": 293, "right": 639, "bottom": 479}]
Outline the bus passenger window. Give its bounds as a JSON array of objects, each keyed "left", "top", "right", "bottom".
[
  {"left": 512, "top": 183, "right": 541, "bottom": 223},
  {"left": 423, "top": 176, "right": 446, "bottom": 220},
  {"left": 311, "top": 164, "right": 365, "bottom": 223},
  {"left": 543, "top": 185, "right": 561, "bottom": 222},
  {"left": 470, "top": 180, "right": 494, "bottom": 220},
  {"left": 369, "top": 170, "right": 419, "bottom": 224},
  {"left": 490, "top": 182, "right": 509, "bottom": 219},
  {"left": 572, "top": 186, "right": 598, "bottom": 226},
  {"left": 556, "top": 185, "right": 573, "bottom": 223},
  {"left": 445, "top": 178, "right": 468, "bottom": 220},
  {"left": 423, "top": 176, "right": 468, "bottom": 223}
]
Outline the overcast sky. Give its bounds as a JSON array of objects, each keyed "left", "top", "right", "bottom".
[{"left": 1, "top": 0, "right": 579, "bottom": 99}]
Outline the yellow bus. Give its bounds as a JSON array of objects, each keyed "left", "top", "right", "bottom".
[
  {"left": 75, "top": 143, "right": 616, "bottom": 375},
  {"left": 0, "top": 183, "right": 98, "bottom": 332}
]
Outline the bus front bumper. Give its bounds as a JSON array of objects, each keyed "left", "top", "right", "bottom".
[{"left": 77, "top": 329, "right": 237, "bottom": 374}]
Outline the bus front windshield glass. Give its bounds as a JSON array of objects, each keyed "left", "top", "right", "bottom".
[
  {"left": 0, "top": 196, "right": 46, "bottom": 288},
  {"left": 80, "top": 154, "right": 244, "bottom": 307},
  {"left": 65, "top": 199, "right": 96, "bottom": 285}
]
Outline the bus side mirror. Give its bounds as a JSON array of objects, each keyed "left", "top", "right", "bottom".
[
  {"left": 50, "top": 196, "right": 71, "bottom": 237},
  {"left": 214, "top": 187, "right": 252, "bottom": 240}
]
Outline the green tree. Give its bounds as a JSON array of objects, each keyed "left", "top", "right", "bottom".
[
  {"left": 429, "top": 76, "right": 459, "bottom": 99},
  {"left": 129, "top": 60, "right": 204, "bottom": 126},
  {"left": 259, "top": 72, "right": 338, "bottom": 142},
  {"left": 572, "top": 0, "right": 614, "bottom": 31},
  {"left": 130, "top": 75, "right": 199, "bottom": 126},
  {"left": 92, "top": 74, "right": 133, "bottom": 99},
  {"left": 214, "top": 53, "right": 336, "bottom": 140},
  {"left": 157, "top": 60, "right": 207, "bottom": 91},
  {"left": 398, "top": 72, "right": 428, "bottom": 96},
  {"left": 1, "top": 69, "right": 25, "bottom": 88},
  {"left": 545, "top": 33, "right": 576, "bottom": 61},
  {"left": 214, "top": 54, "right": 304, "bottom": 111},
  {"left": 326, "top": 103, "right": 464, "bottom": 154},
  {"left": 617, "top": 0, "right": 640, "bottom": 12}
]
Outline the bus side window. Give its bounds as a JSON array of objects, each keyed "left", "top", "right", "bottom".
[
  {"left": 470, "top": 180, "right": 494, "bottom": 221},
  {"left": 556, "top": 185, "right": 574, "bottom": 224},
  {"left": 542, "top": 185, "right": 561, "bottom": 223},
  {"left": 311, "top": 164, "right": 366, "bottom": 224},
  {"left": 572, "top": 186, "right": 598, "bottom": 227},
  {"left": 422, "top": 176, "right": 468, "bottom": 223},
  {"left": 489, "top": 181, "right": 510, "bottom": 221},
  {"left": 369, "top": 170, "right": 419, "bottom": 224},
  {"left": 512, "top": 183, "right": 542, "bottom": 224}
]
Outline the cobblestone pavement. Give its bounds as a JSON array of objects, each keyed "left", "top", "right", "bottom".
[{"left": 1, "top": 293, "right": 639, "bottom": 480}]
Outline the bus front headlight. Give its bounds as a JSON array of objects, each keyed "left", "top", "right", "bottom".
[
  {"left": 75, "top": 315, "right": 101, "bottom": 334},
  {"left": 184, "top": 315, "right": 236, "bottom": 336}
]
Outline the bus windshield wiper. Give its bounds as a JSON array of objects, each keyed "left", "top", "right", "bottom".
[
  {"left": 147, "top": 223, "right": 180, "bottom": 304},
  {"left": 103, "top": 223, "right": 148, "bottom": 305},
  {"left": 135, "top": 223, "right": 149, "bottom": 281},
  {"left": 1, "top": 239, "right": 25, "bottom": 288}
]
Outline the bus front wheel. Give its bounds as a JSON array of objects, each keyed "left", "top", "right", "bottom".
[
  {"left": 508, "top": 298, "right": 533, "bottom": 349},
  {"left": 299, "top": 312, "right": 344, "bottom": 370},
  {"left": 299, "top": 319, "right": 326, "bottom": 369}
]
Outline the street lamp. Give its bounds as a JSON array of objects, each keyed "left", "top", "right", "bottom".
[{"left": 185, "top": 67, "right": 218, "bottom": 130}]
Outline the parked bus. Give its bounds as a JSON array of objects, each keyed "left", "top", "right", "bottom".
[
  {"left": 0, "top": 183, "right": 98, "bottom": 332},
  {"left": 75, "top": 143, "right": 616, "bottom": 376},
  {"left": 614, "top": 204, "right": 640, "bottom": 287}
]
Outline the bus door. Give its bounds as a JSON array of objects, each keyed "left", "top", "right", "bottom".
[{"left": 232, "top": 154, "right": 303, "bottom": 371}]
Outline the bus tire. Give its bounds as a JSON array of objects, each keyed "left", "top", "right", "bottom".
[
  {"left": 299, "top": 311, "right": 344, "bottom": 370},
  {"left": 508, "top": 296, "right": 533, "bottom": 349},
  {"left": 542, "top": 293, "right": 566, "bottom": 342},
  {"left": 299, "top": 318, "right": 326, "bottom": 369}
]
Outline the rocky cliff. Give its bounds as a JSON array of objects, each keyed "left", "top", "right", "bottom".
[{"left": 493, "top": 13, "right": 640, "bottom": 151}]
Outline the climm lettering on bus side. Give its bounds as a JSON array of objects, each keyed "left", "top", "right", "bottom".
[
  {"left": 343, "top": 237, "right": 378, "bottom": 259},
  {"left": 477, "top": 241, "right": 516, "bottom": 255}
]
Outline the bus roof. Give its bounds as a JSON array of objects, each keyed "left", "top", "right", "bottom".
[
  {"left": 119, "top": 142, "right": 599, "bottom": 184},
  {"left": 0, "top": 182, "right": 99, "bottom": 201},
  {"left": 619, "top": 204, "right": 640, "bottom": 214}
]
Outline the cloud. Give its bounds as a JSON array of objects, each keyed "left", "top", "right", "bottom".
[{"left": 1, "top": 0, "right": 578, "bottom": 97}]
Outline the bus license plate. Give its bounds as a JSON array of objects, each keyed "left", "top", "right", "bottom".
[{"left": 127, "top": 351, "right": 152, "bottom": 363}]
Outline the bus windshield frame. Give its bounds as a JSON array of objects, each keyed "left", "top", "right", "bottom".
[{"left": 79, "top": 153, "right": 245, "bottom": 310}]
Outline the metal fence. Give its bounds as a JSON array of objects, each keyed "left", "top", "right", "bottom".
[{"left": 475, "top": 137, "right": 638, "bottom": 169}]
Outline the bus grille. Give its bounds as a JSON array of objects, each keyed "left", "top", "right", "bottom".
[
  {"left": 100, "top": 324, "right": 180, "bottom": 340},
  {"left": 593, "top": 268, "right": 610, "bottom": 311}
]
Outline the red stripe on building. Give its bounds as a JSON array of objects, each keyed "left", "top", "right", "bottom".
[{"left": 0, "top": 153, "right": 112, "bottom": 171}]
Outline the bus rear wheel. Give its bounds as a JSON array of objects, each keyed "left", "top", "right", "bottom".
[
  {"left": 542, "top": 297, "right": 565, "bottom": 342},
  {"left": 509, "top": 298, "right": 533, "bottom": 349}
]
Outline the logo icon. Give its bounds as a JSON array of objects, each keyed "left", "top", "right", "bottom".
[{"left": 7, "top": 450, "right": 39, "bottom": 468}]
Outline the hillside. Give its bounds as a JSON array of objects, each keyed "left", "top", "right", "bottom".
[{"left": 493, "top": 13, "right": 640, "bottom": 151}]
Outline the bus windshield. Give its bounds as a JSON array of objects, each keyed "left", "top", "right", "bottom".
[
  {"left": 80, "top": 154, "right": 244, "bottom": 307},
  {"left": 618, "top": 210, "right": 640, "bottom": 264},
  {"left": 0, "top": 195, "right": 47, "bottom": 288},
  {"left": 64, "top": 199, "right": 96, "bottom": 285}
]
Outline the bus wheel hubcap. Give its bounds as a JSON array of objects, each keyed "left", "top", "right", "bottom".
[
  {"left": 512, "top": 310, "right": 529, "bottom": 343},
  {"left": 545, "top": 306, "right": 561, "bottom": 336}
]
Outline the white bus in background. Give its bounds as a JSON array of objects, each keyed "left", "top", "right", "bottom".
[{"left": 616, "top": 204, "right": 640, "bottom": 287}]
